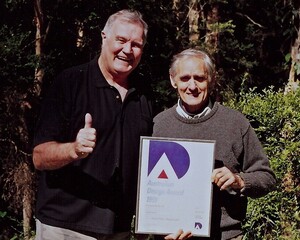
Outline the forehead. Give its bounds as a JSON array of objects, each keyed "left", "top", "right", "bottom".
[
  {"left": 110, "top": 19, "right": 144, "bottom": 37},
  {"left": 175, "top": 57, "right": 207, "bottom": 75}
]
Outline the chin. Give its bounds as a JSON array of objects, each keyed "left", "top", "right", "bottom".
[
  {"left": 183, "top": 102, "right": 204, "bottom": 113},
  {"left": 185, "top": 100, "right": 203, "bottom": 107},
  {"left": 114, "top": 67, "right": 132, "bottom": 74},
  {"left": 116, "top": 63, "right": 134, "bottom": 70}
]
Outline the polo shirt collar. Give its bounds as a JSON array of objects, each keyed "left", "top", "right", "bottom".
[{"left": 89, "top": 56, "right": 110, "bottom": 88}]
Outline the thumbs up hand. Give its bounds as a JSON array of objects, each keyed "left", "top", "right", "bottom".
[
  {"left": 84, "top": 112, "right": 93, "bottom": 129},
  {"left": 74, "top": 113, "right": 96, "bottom": 159}
]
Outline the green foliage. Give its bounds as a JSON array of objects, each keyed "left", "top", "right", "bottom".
[
  {"left": 0, "top": 210, "right": 25, "bottom": 240},
  {"left": 225, "top": 87, "right": 300, "bottom": 239},
  {"left": 215, "top": 0, "right": 296, "bottom": 95},
  {"left": 0, "top": 22, "right": 35, "bottom": 159},
  {"left": 0, "top": 2, "right": 37, "bottom": 239},
  {"left": 209, "top": 20, "right": 235, "bottom": 35},
  {"left": 0, "top": 25, "right": 35, "bottom": 87}
]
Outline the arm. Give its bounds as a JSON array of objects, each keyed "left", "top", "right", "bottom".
[
  {"left": 212, "top": 125, "right": 276, "bottom": 197},
  {"left": 33, "top": 113, "right": 96, "bottom": 170},
  {"left": 33, "top": 141, "right": 81, "bottom": 170},
  {"left": 239, "top": 126, "right": 276, "bottom": 197}
]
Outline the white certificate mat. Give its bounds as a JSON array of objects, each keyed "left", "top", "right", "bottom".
[{"left": 135, "top": 136, "right": 215, "bottom": 237}]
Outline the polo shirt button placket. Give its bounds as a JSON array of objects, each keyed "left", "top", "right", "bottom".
[{"left": 116, "top": 94, "right": 123, "bottom": 103}]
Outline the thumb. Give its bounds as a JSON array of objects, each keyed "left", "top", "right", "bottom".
[{"left": 84, "top": 113, "right": 92, "bottom": 128}]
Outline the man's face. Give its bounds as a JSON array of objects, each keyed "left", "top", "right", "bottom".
[
  {"left": 101, "top": 19, "right": 144, "bottom": 78},
  {"left": 171, "top": 57, "right": 210, "bottom": 114}
]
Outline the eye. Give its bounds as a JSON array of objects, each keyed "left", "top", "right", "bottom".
[
  {"left": 132, "top": 42, "right": 143, "bottom": 49},
  {"left": 194, "top": 76, "right": 207, "bottom": 82},
  {"left": 179, "top": 76, "right": 191, "bottom": 82},
  {"left": 116, "top": 37, "right": 127, "bottom": 43}
]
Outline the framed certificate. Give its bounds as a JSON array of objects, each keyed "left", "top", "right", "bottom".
[{"left": 135, "top": 136, "right": 216, "bottom": 237}]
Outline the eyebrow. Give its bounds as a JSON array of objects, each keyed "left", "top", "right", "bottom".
[
  {"left": 179, "top": 73, "right": 206, "bottom": 77},
  {"left": 115, "top": 35, "right": 143, "bottom": 47}
]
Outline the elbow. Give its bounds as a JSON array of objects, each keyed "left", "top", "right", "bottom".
[{"left": 33, "top": 146, "right": 44, "bottom": 170}]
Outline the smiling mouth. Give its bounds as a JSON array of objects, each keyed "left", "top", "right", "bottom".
[
  {"left": 187, "top": 92, "right": 200, "bottom": 97},
  {"left": 116, "top": 56, "right": 132, "bottom": 63}
]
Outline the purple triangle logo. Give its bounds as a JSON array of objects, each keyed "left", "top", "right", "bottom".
[{"left": 148, "top": 140, "right": 190, "bottom": 179}]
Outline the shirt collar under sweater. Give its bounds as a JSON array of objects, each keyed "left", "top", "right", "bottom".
[{"left": 176, "top": 98, "right": 213, "bottom": 119}]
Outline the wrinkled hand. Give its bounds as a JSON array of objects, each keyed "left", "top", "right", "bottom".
[
  {"left": 211, "top": 167, "right": 244, "bottom": 190},
  {"left": 165, "top": 229, "right": 192, "bottom": 240},
  {"left": 74, "top": 113, "right": 96, "bottom": 159}
]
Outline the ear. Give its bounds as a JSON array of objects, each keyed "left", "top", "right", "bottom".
[
  {"left": 170, "top": 74, "right": 177, "bottom": 89},
  {"left": 101, "top": 31, "right": 106, "bottom": 40}
]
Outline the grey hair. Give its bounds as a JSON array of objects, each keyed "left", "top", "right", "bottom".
[
  {"left": 103, "top": 9, "right": 148, "bottom": 45},
  {"left": 169, "top": 48, "right": 216, "bottom": 88}
]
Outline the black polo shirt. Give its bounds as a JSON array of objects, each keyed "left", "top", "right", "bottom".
[{"left": 34, "top": 57, "right": 153, "bottom": 234}]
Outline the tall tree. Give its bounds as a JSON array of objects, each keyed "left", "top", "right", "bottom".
[{"left": 0, "top": 0, "right": 37, "bottom": 238}]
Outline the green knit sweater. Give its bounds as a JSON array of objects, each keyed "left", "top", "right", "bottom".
[{"left": 153, "top": 102, "right": 276, "bottom": 240}]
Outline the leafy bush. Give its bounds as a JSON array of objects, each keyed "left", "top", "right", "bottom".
[{"left": 225, "top": 87, "right": 300, "bottom": 239}]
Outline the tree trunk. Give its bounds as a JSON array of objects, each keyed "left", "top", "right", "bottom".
[
  {"left": 19, "top": 1, "right": 49, "bottom": 239},
  {"left": 188, "top": 0, "right": 200, "bottom": 43},
  {"left": 285, "top": 35, "right": 300, "bottom": 94},
  {"left": 205, "top": 3, "right": 220, "bottom": 52},
  {"left": 76, "top": 20, "right": 85, "bottom": 49},
  {"left": 21, "top": 162, "right": 34, "bottom": 240},
  {"left": 172, "top": 0, "right": 180, "bottom": 32},
  {"left": 34, "top": 0, "right": 45, "bottom": 95},
  {"left": 285, "top": 2, "right": 300, "bottom": 94}
]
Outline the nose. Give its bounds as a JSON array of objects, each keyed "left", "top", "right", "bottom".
[
  {"left": 188, "top": 78, "right": 197, "bottom": 90},
  {"left": 122, "top": 42, "right": 132, "bottom": 54}
]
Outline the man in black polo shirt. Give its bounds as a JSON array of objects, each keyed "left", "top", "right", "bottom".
[{"left": 33, "top": 9, "right": 153, "bottom": 239}]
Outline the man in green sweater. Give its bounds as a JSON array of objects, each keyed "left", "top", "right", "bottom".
[{"left": 153, "top": 48, "right": 276, "bottom": 240}]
